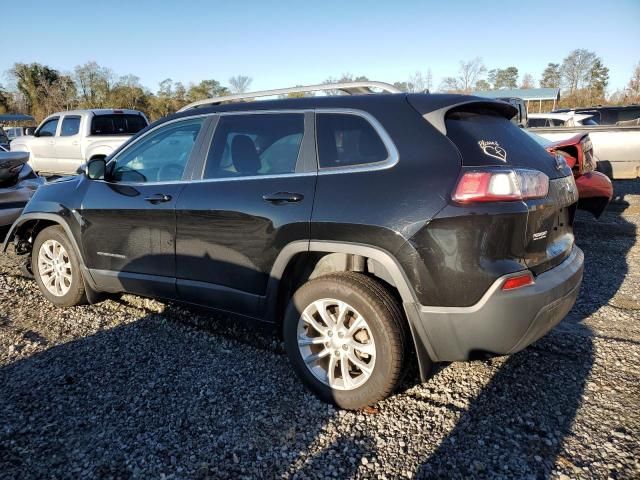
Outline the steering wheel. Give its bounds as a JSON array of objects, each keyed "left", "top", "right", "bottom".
[{"left": 157, "top": 163, "right": 184, "bottom": 182}]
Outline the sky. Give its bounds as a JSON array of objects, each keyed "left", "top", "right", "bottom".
[{"left": 3, "top": 0, "right": 639, "bottom": 94}]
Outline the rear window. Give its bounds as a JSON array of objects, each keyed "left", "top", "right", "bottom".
[
  {"left": 446, "top": 108, "right": 557, "bottom": 175},
  {"left": 90, "top": 114, "right": 147, "bottom": 135},
  {"left": 317, "top": 113, "right": 388, "bottom": 168}
]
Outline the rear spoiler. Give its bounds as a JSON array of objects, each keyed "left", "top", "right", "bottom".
[{"left": 407, "top": 95, "right": 518, "bottom": 135}]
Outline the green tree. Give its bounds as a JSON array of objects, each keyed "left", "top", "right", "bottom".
[
  {"left": 10, "top": 63, "right": 74, "bottom": 121},
  {"left": 110, "top": 74, "right": 149, "bottom": 110},
  {"left": 540, "top": 63, "right": 561, "bottom": 88},
  {"left": 475, "top": 79, "right": 491, "bottom": 91},
  {"left": 0, "top": 85, "right": 10, "bottom": 113},
  {"left": 488, "top": 67, "right": 519, "bottom": 89},
  {"left": 438, "top": 76, "right": 461, "bottom": 92},
  {"left": 587, "top": 59, "right": 609, "bottom": 98},
  {"left": 187, "top": 79, "right": 229, "bottom": 102}
]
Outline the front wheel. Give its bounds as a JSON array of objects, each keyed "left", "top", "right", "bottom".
[
  {"left": 283, "top": 272, "right": 407, "bottom": 409},
  {"left": 32, "top": 226, "right": 87, "bottom": 307}
]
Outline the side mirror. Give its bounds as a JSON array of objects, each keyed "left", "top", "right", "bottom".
[
  {"left": 81, "top": 158, "right": 106, "bottom": 180},
  {"left": 25, "top": 127, "right": 36, "bottom": 136}
]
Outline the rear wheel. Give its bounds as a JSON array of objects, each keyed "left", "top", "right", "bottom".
[
  {"left": 32, "top": 226, "right": 87, "bottom": 307},
  {"left": 284, "top": 272, "right": 407, "bottom": 409}
]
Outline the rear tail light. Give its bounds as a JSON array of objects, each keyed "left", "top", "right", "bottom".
[
  {"left": 452, "top": 169, "right": 549, "bottom": 203},
  {"left": 502, "top": 272, "right": 534, "bottom": 291}
]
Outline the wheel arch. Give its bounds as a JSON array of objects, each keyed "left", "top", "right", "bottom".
[
  {"left": 3, "top": 213, "right": 101, "bottom": 298},
  {"left": 267, "top": 240, "right": 436, "bottom": 379}
]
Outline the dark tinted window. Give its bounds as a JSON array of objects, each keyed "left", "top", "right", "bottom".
[
  {"left": 38, "top": 118, "right": 59, "bottom": 137},
  {"left": 527, "top": 118, "right": 548, "bottom": 128},
  {"left": 204, "top": 114, "right": 304, "bottom": 179},
  {"left": 616, "top": 108, "right": 640, "bottom": 122},
  {"left": 0, "top": 128, "right": 8, "bottom": 144},
  {"left": 317, "top": 113, "right": 388, "bottom": 168},
  {"left": 112, "top": 118, "right": 204, "bottom": 183},
  {"left": 91, "top": 114, "right": 147, "bottom": 135},
  {"left": 581, "top": 117, "right": 599, "bottom": 126},
  {"left": 60, "top": 116, "right": 81, "bottom": 136}
]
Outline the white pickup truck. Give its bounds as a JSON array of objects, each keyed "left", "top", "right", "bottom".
[
  {"left": 526, "top": 112, "right": 640, "bottom": 179},
  {"left": 10, "top": 109, "right": 148, "bottom": 175}
]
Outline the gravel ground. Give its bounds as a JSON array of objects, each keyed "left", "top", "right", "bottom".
[{"left": 1, "top": 181, "right": 639, "bottom": 480}]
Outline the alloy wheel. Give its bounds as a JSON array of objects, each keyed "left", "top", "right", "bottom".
[
  {"left": 38, "top": 239, "right": 72, "bottom": 297},
  {"left": 297, "top": 298, "right": 376, "bottom": 390}
]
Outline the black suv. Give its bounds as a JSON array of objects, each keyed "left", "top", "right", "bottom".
[{"left": 4, "top": 91, "right": 584, "bottom": 409}]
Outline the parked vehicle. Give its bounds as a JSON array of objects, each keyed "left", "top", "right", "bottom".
[
  {"left": 527, "top": 115, "right": 640, "bottom": 179},
  {"left": 526, "top": 131, "right": 612, "bottom": 218},
  {"left": 3, "top": 126, "right": 36, "bottom": 141},
  {"left": 4, "top": 82, "right": 584, "bottom": 409},
  {"left": 493, "top": 97, "right": 528, "bottom": 127},
  {"left": 0, "top": 127, "right": 9, "bottom": 150},
  {"left": 0, "top": 151, "right": 44, "bottom": 239},
  {"left": 553, "top": 105, "right": 640, "bottom": 125},
  {"left": 10, "top": 109, "right": 149, "bottom": 175},
  {"left": 527, "top": 113, "right": 599, "bottom": 128}
]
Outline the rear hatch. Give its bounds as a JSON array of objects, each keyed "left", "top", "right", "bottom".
[{"left": 438, "top": 103, "right": 578, "bottom": 274}]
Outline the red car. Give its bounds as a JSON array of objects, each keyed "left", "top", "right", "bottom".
[{"left": 527, "top": 131, "right": 613, "bottom": 218}]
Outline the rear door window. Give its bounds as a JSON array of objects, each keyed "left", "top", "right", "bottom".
[
  {"left": 60, "top": 116, "right": 81, "bottom": 136},
  {"left": 91, "top": 114, "right": 147, "bottom": 135},
  {"left": 203, "top": 113, "right": 304, "bottom": 179},
  {"left": 316, "top": 113, "right": 388, "bottom": 168}
]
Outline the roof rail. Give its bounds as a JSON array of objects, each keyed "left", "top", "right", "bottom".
[{"left": 177, "top": 81, "right": 402, "bottom": 112}]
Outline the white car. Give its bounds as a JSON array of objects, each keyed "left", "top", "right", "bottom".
[
  {"left": 10, "top": 109, "right": 148, "bottom": 175},
  {"left": 527, "top": 112, "right": 599, "bottom": 128}
]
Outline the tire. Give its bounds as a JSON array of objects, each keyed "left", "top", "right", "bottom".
[
  {"left": 283, "top": 272, "right": 407, "bottom": 409},
  {"left": 32, "top": 226, "right": 87, "bottom": 307}
]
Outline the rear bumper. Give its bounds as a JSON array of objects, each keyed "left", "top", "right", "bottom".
[{"left": 405, "top": 246, "right": 584, "bottom": 363}]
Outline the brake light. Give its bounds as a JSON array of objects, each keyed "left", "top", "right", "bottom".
[
  {"left": 113, "top": 110, "right": 123, "bottom": 114},
  {"left": 502, "top": 273, "right": 534, "bottom": 291},
  {"left": 452, "top": 169, "right": 549, "bottom": 203}
]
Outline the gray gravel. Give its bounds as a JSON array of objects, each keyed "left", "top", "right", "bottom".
[{"left": 1, "top": 181, "right": 639, "bottom": 479}]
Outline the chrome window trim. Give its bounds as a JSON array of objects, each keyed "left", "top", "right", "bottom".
[
  {"left": 315, "top": 109, "right": 399, "bottom": 175},
  {"left": 103, "top": 108, "right": 398, "bottom": 186}
]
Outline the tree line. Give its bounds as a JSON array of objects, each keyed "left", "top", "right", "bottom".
[{"left": 1, "top": 49, "right": 638, "bottom": 123}]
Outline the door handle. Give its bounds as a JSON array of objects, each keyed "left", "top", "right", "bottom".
[
  {"left": 72, "top": 141, "right": 79, "bottom": 146},
  {"left": 262, "top": 192, "right": 304, "bottom": 203},
  {"left": 144, "top": 193, "right": 172, "bottom": 204}
]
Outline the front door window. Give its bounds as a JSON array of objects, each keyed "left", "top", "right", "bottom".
[{"left": 112, "top": 118, "right": 205, "bottom": 183}]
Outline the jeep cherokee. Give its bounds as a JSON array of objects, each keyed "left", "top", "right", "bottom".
[{"left": 3, "top": 84, "right": 584, "bottom": 409}]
